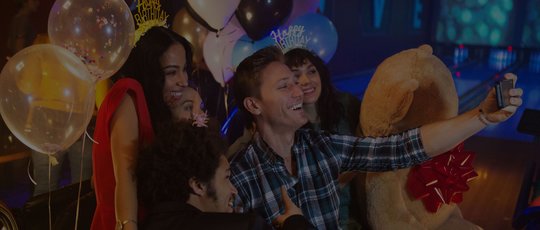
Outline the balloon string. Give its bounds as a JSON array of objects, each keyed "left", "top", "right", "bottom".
[
  {"left": 223, "top": 11, "right": 235, "bottom": 32},
  {"left": 220, "top": 46, "right": 229, "bottom": 117},
  {"left": 48, "top": 155, "right": 52, "bottom": 230},
  {"left": 74, "top": 132, "right": 87, "bottom": 230},
  {"left": 27, "top": 157, "right": 37, "bottom": 185},
  {"left": 0, "top": 201, "right": 18, "bottom": 229},
  {"left": 86, "top": 130, "right": 99, "bottom": 145}
]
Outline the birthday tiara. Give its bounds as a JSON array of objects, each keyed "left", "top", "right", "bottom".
[
  {"left": 133, "top": 0, "right": 169, "bottom": 44},
  {"left": 270, "top": 25, "right": 311, "bottom": 53}
]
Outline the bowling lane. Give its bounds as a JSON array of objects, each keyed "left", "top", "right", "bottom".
[
  {"left": 452, "top": 62, "right": 539, "bottom": 143},
  {"left": 332, "top": 69, "right": 374, "bottom": 99},
  {"left": 450, "top": 47, "right": 518, "bottom": 100},
  {"left": 332, "top": 49, "right": 539, "bottom": 143},
  {"left": 450, "top": 62, "right": 500, "bottom": 96},
  {"left": 476, "top": 68, "right": 539, "bottom": 142}
]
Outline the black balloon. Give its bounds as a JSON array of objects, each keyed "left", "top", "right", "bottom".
[{"left": 236, "top": 0, "right": 293, "bottom": 41}]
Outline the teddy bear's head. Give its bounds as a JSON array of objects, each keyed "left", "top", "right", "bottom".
[
  {"left": 360, "top": 44, "right": 458, "bottom": 136},
  {"left": 357, "top": 45, "right": 480, "bottom": 230}
]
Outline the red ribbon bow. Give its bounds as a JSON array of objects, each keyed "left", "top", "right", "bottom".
[{"left": 406, "top": 143, "right": 478, "bottom": 213}]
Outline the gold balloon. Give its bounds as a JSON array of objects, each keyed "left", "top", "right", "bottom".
[
  {"left": 15, "top": 33, "right": 52, "bottom": 94},
  {"left": 0, "top": 44, "right": 95, "bottom": 154},
  {"left": 95, "top": 78, "right": 112, "bottom": 109},
  {"left": 172, "top": 8, "right": 208, "bottom": 67}
]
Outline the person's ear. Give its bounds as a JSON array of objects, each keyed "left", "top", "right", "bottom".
[
  {"left": 244, "top": 97, "right": 261, "bottom": 115},
  {"left": 188, "top": 177, "right": 207, "bottom": 196}
]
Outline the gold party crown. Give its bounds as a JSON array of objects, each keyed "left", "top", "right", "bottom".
[{"left": 133, "top": 0, "right": 169, "bottom": 44}]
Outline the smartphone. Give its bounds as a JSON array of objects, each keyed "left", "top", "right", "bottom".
[{"left": 495, "top": 79, "right": 514, "bottom": 108}]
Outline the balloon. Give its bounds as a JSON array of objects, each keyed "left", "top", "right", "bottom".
[
  {"left": 291, "top": 13, "right": 338, "bottom": 63},
  {"left": 284, "top": 0, "right": 320, "bottom": 26},
  {"left": 48, "top": 0, "right": 135, "bottom": 82},
  {"left": 172, "top": 8, "right": 209, "bottom": 67},
  {"left": 232, "top": 35, "right": 276, "bottom": 68},
  {"left": 0, "top": 44, "right": 95, "bottom": 155},
  {"left": 33, "top": 33, "right": 50, "bottom": 45},
  {"left": 203, "top": 21, "right": 245, "bottom": 87},
  {"left": 187, "top": 0, "right": 240, "bottom": 31},
  {"left": 95, "top": 78, "right": 112, "bottom": 109},
  {"left": 236, "top": 0, "right": 293, "bottom": 41}
]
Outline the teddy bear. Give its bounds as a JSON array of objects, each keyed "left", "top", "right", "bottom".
[{"left": 354, "top": 44, "right": 482, "bottom": 230}]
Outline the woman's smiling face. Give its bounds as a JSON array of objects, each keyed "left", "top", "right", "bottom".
[{"left": 161, "top": 43, "right": 189, "bottom": 108}]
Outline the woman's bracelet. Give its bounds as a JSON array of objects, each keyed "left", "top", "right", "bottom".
[
  {"left": 116, "top": 219, "right": 137, "bottom": 230},
  {"left": 478, "top": 109, "right": 496, "bottom": 126}
]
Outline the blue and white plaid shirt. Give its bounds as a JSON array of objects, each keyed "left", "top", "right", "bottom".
[{"left": 230, "top": 128, "right": 429, "bottom": 229}]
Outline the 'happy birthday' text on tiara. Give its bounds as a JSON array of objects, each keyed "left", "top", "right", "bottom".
[
  {"left": 134, "top": 0, "right": 168, "bottom": 43},
  {"left": 271, "top": 25, "right": 311, "bottom": 53}
]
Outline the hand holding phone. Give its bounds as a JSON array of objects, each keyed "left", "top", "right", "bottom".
[{"left": 495, "top": 78, "right": 514, "bottom": 109}]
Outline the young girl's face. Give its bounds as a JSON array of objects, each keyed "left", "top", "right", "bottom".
[{"left": 171, "top": 87, "right": 204, "bottom": 121}]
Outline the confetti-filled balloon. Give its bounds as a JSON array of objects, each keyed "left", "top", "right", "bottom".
[{"left": 48, "top": 0, "right": 135, "bottom": 81}]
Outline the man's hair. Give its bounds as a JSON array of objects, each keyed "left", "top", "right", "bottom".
[
  {"left": 232, "top": 46, "right": 283, "bottom": 126},
  {"left": 284, "top": 48, "right": 346, "bottom": 133},
  {"left": 115, "top": 26, "right": 194, "bottom": 132},
  {"left": 136, "top": 120, "right": 226, "bottom": 207}
]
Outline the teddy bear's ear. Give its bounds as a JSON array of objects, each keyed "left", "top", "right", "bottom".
[
  {"left": 389, "top": 78, "right": 419, "bottom": 124},
  {"left": 418, "top": 44, "right": 433, "bottom": 54}
]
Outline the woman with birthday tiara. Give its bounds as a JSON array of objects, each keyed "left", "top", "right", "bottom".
[
  {"left": 90, "top": 0, "right": 195, "bottom": 229},
  {"left": 284, "top": 47, "right": 362, "bottom": 229}
]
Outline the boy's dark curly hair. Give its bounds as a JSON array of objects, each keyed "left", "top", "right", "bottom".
[{"left": 136, "top": 120, "right": 226, "bottom": 207}]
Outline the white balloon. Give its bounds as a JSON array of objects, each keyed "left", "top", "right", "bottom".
[
  {"left": 203, "top": 21, "right": 245, "bottom": 86},
  {"left": 187, "top": 0, "right": 240, "bottom": 31}
]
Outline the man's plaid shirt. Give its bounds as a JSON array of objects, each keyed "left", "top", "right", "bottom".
[{"left": 230, "top": 128, "right": 429, "bottom": 229}]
